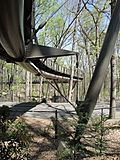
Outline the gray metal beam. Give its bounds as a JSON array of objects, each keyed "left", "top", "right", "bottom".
[{"left": 26, "top": 44, "right": 77, "bottom": 59}]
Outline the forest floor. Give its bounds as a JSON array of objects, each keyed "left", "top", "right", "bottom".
[
  {"left": 24, "top": 117, "right": 120, "bottom": 160},
  {"left": 1, "top": 101, "right": 120, "bottom": 159}
]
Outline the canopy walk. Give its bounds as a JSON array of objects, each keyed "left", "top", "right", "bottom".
[
  {"left": 0, "top": 0, "right": 82, "bottom": 82},
  {"left": 0, "top": 0, "right": 120, "bottom": 128}
]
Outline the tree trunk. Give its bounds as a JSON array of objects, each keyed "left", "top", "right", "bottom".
[
  {"left": 0, "top": 63, "right": 4, "bottom": 91},
  {"left": 29, "top": 73, "right": 32, "bottom": 100},
  {"left": 109, "top": 0, "right": 117, "bottom": 119},
  {"left": 68, "top": 57, "right": 75, "bottom": 101},
  {"left": 25, "top": 71, "right": 30, "bottom": 101},
  {"left": 109, "top": 55, "right": 116, "bottom": 118},
  {"left": 68, "top": 0, "right": 81, "bottom": 101}
]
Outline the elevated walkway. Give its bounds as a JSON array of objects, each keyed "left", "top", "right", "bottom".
[{"left": 0, "top": 1, "right": 83, "bottom": 82}]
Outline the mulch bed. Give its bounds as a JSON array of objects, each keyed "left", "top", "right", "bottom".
[{"left": 23, "top": 117, "right": 120, "bottom": 160}]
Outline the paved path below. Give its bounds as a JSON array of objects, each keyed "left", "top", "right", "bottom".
[{"left": 0, "top": 101, "right": 120, "bottom": 119}]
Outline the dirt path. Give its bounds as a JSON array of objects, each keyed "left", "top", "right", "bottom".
[{"left": 23, "top": 117, "right": 120, "bottom": 160}]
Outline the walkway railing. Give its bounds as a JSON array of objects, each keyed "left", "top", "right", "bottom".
[
  {"left": 44, "top": 58, "right": 82, "bottom": 78},
  {"left": 9, "top": 106, "right": 119, "bottom": 139}
]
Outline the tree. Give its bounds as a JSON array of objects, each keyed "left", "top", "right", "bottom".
[
  {"left": 109, "top": 0, "right": 117, "bottom": 119},
  {"left": 25, "top": 71, "right": 30, "bottom": 101},
  {"left": 68, "top": 0, "right": 81, "bottom": 102},
  {"left": 75, "top": 0, "right": 120, "bottom": 142},
  {"left": 77, "top": 0, "right": 109, "bottom": 92}
]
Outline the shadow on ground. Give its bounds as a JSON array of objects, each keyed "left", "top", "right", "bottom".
[
  {"left": 25, "top": 119, "right": 58, "bottom": 160},
  {"left": 9, "top": 102, "right": 40, "bottom": 119}
]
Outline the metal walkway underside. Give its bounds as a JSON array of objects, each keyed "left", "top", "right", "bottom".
[{"left": 0, "top": 0, "right": 83, "bottom": 81}]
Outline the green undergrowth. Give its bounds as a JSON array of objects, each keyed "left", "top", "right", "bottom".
[{"left": 0, "top": 105, "right": 32, "bottom": 160}]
